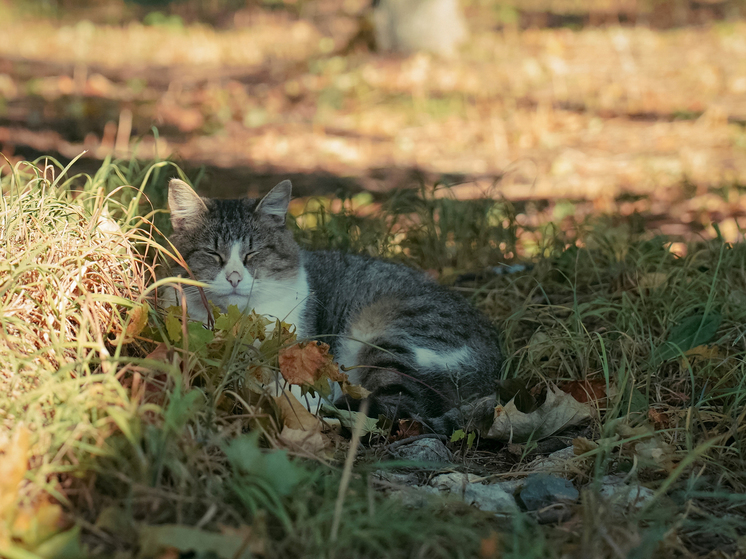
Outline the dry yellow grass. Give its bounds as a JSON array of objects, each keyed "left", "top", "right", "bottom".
[{"left": 0, "top": 163, "right": 153, "bottom": 402}]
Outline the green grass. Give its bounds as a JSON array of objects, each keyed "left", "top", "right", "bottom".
[{"left": 1, "top": 156, "right": 745, "bottom": 558}]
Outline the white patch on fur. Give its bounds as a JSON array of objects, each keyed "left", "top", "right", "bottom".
[
  {"left": 413, "top": 346, "right": 470, "bottom": 371},
  {"left": 334, "top": 324, "right": 380, "bottom": 386}
]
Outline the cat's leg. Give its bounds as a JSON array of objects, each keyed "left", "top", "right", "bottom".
[{"left": 334, "top": 340, "right": 457, "bottom": 431}]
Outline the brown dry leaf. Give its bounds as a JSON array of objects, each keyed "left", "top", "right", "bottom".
[
  {"left": 572, "top": 437, "right": 599, "bottom": 456},
  {"left": 647, "top": 408, "right": 670, "bottom": 429},
  {"left": 560, "top": 379, "right": 607, "bottom": 405},
  {"left": 120, "top": 303, "right": 150, "bottom": 344},
  {"left": 274, "top": 390, "right": 323, "bottom": 431},
  {"left": 633, "top": 438, "right": 677, "bottom": 472},
  {"left": 615, "top": 423, "right": 677, "bottom": 472},
  {"left": 279, "top": 341, "right": 344, "bottom": 386},
  {"left": 278, "top": 426, "right": 330, "bottom": 458},
  {"left": 683, "top": 345, "right": 723, "bottom": 360},
  {"left": 145, "top": 342, "right": 171, "bottom": 363},
  {"left": 485, "top": 384, "right": 593, "bottom": 443},
  {"left": 279, "top": 341, "right": 370, "bottom": 399},
  {"left": 392, "top": 419, "right": 423, "bottom": 441},
  {"left": 339, "top": 380, "right": 371, "bottom": 400}
]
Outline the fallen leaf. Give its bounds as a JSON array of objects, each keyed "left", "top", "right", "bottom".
[
  {"left": 615, "top": 423, "right": 677, "bottom": 472},
  {"left": 393, "top": 419, "right": 423, "bottom": 440},
  {"left": 485, "top": 384, "right": 593, "bottom": 443},
  {"left": 683, "top": 344, "right": 723, "bottom": 360},
  {"left": 279, "top": 341, "right": 370, "bottom": 399},
  {"left": 165, "top": 306, "right": 183, "bottom": 342},
  {"left": 278, "top": 426, "right": 330, "bottom": 458},
  {"left": 321, "top": 405, "right": 387, "bottom": 436},
  {"left": 647, "top": 408, "right": 670, "bottom": 429},
  {"left": 279, "top": 341, "right": 344, "bottom": 392},
  {"left": 496, "top": 378, "right": 536, "bottom": 412},
  {"left": 572, "top": 437, "right": 599, "bottom": 456},
  {"left": 339, "top": 380, "right": 371, "bottom": 400},
  {"left": 560, "top": 379, "right": 607, "bottom": 405},
  {"left": 274, "top": 390, "right": 323, "bottom": 431},
  {"left": 633, "top": 438, "right": 677, "bottom": 472},
  {"left": 120, "top": 302, "right": 150, "bottom": 344}
]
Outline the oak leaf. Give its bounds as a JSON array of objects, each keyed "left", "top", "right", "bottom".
[{"left": 485, "top": 384, "right": 593, "bottom": 443}]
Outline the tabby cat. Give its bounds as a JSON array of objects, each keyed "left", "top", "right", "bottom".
[{"left": 166, "top": 178, "right": 502, "bottom": 434}]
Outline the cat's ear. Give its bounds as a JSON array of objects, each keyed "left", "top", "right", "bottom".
[
  {"left": 169, "top": 179, "right": 207, "bottom": 230},
  {"left": 256, "top": 180, "right": 292, "bottom": 223}
]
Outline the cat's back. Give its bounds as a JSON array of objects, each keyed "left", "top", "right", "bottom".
[{"left": 301, "top": 249, "right": 501, "bottom": 353}]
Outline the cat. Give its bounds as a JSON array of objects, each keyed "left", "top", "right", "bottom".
[{"left": 166, "top": 178, "right": 502, "bottom": 434}]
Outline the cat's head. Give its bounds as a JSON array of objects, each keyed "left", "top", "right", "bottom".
[{"left": 167, "top": 179, "right": 300, "bottom": 298}]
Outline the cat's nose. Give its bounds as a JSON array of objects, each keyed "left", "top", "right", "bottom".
[{"left": 226, "top": 271, "right": 241, "bottom": 287}]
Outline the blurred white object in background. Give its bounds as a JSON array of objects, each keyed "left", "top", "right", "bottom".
[{"left": 372, "top": 0, "right": 468, "bottom": 58}]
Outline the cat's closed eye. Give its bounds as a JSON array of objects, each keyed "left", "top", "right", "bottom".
[{"left": 203, "top": 250, "right": 223, "bottom": 266}]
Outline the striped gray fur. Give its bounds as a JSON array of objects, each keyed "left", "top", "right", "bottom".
[{"left": 167, "top": 178, "right": 502, "bottom": 434}]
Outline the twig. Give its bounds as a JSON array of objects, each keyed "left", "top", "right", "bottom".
[{"left": 331, "top": 399, "right": 369, "bottom": 542}]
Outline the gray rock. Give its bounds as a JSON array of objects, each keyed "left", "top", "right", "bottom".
[
  {"left": 393, "top": 438, "right": 453, "bottom": 463},
  {"left": 430, "top": 472, "right": 518, "bottom": 514},
  {"left": 431, "top": 472, "right": 473, "bottom": 492},
  {"left": 529, "top": 446, "right": 577, "bottom": 473},
  {"left": 519, "top": 474, "right": 579, "bottom": 511},
  {"left": 599, "top": 475, "right": 655, "bottom": 512}
]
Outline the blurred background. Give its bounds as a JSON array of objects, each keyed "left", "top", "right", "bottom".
[{"left": 0, "top": 0, "right": 745, "bottom": 242}]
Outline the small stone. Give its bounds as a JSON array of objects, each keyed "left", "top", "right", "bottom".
[
  {"left": 599, "top": 475, "right": 654, "bottom": 512},
  {"left": 529, "top": 446, "right": 577, "bottom": 472},
  {"left": 431, "top": 472, "right": 473, "bottom": 492},
  {"left": 393, "top": 438, "right": 453, "bottom": 463},
  {"left": 519, "top": 474, "right": 579, "bottom": 511}
]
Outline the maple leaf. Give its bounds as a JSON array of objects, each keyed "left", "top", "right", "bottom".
[
  {"left": 279, "top": 341, "right": 371, "bottom": 400},
  {"left": 279, "top": 341, "right": 344, "bottom": 396}
]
